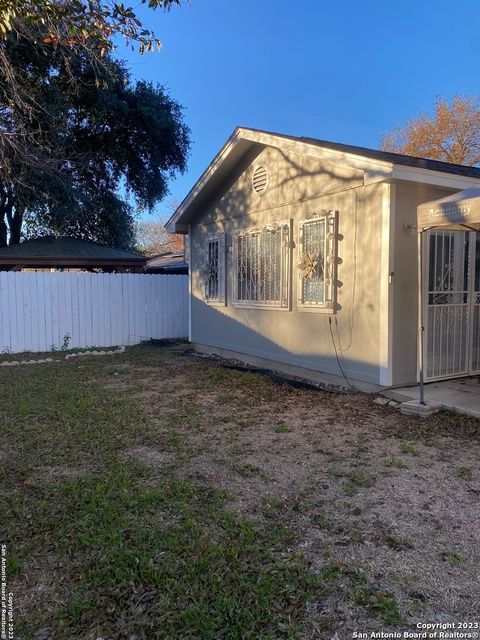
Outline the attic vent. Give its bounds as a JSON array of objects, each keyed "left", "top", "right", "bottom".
[{"left": 252, "top": 165, "right": 268, "bottom": 194}]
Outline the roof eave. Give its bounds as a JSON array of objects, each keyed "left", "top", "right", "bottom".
[
  {"left": 166, "top": 128, "right": 244, "bottom": 233},
  {"left": 166, "top": 127, "right": 396, "bottom": 233},
  {"left": 167, "top": 127, "right": 480, "bottom": 233},
  {"left": 392, "top": 164, "right": 480, "bottom": 189}
]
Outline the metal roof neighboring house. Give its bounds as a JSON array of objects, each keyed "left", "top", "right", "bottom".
[
  {"left": 0, "top": 236, "right": 147, "bottom": 271},
  {"left": 145, "top": 251, "right": 188, "bottom": 274}
]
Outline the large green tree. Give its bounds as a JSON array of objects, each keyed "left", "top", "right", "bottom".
[{"left": 0, "top": 26, "right": 190, "bottom": 248}]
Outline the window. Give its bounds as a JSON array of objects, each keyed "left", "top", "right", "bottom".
[
  {"left": 204, "top": 233, "right": 225, "bottom": 304},
  {"left": 298, "top": 211, "right": 338, "bottom": 311},
  {"left": 233, "top": 222, "right": 291, "bottom": 308}
]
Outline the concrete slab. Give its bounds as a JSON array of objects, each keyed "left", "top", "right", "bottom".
[
  {"left": 399, "top": 400, "right": 442, "bottom": 417},
  {"left": 386, "top": 376, "right": 480, "bottom": 419}
]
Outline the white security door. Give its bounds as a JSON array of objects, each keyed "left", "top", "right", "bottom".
[
  {"left": 470, "top": 234, "right": 480, "bottom": 373},
  {"left": 425, "top": 230, "right": 471, "bottom": 380}
]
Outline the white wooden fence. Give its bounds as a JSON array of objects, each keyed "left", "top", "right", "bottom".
[{"left": 0, "top": 272, "right": 188, "bottom": 354}]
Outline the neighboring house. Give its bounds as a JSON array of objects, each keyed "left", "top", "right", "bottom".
[
  {"left": 166, "top": 127, "right": 480, "bottom": 390},
  {"left": 145, "top": 251, "right": 188, "bottom": 275},
  {"left": 0, "top": 236, "right": 147, "bottom": 273}
]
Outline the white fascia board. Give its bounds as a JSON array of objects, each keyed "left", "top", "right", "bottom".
[
  {"left": 165, "top": 130, "right": 241, "bottom": 233},
  {"left": 392, "top": 165, "right": 480, "bottom": 189}
]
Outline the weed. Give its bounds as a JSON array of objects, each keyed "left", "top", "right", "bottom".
[
  {"left": 261, "top": 495, "right": 284, "bottom": 518},
  {"left": 227, "top": 432, "right": 249, "bottom": 456},
  {"left": 455, "top": 466, "right": 474, "bottom": 480},
  {"left": 350, "top": 471, "right": 377, "bottom": 487},
  {"left": 275, "top": 424, "right": 291, "bottom": 433},
  {"left": 352, "top": 440, "right": 369, "bottom": 456},
  {"left": 386, "top": 458, "right": 408, "bottom": 469},
  {"left": 105, "top": 365, "right": 130, "bottom": 376},
  {"left": 6, "top": 554, "right": 21, "bottom": 576},
  {"left": 440, "top": 550, "right": 466, "bottom": 566},
  {"left": 233, "top": 462, "right": 268, "bottom": 480},
  {"left": 383, "top": 534, "right": 413, "bottom": 551},
  {"left": 164, "top": 430, "right": 185, "bottom": 456},
  {"left": 217, "top": 392, "right": 235, "bottom": 403},
  {"left": 343, "top": 483, "right": 358, "bottom": 496},
  {"left": 352, "top": 585, "right": 402, "bottom": 625},
  {"left": 400, "top": 443, "right": 417, "bottom": 455}
]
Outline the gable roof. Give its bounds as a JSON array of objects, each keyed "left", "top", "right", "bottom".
[
  {"left": 0, "top": 236, "right": 146, "bottom": 267},
  {"left": 166, "top": 127, "right": 480, "bottom": 233},
  {"left": 145, "top": 251, "right": 188, "bottom": 274},
  {"left": 258, "top": 129, "right": 480, "bottom": 179}
]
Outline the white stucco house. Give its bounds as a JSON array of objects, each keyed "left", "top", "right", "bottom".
[{"left": 167, "top": 127, "right": 480, "bottom": 391}]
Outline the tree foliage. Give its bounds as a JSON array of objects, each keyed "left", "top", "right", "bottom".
[
  {"left": 0, "top": 1, "right": 184, "bottom": 174},
  {"left": 381, "top": 96, "right": 480, "bottom": 165},
  {"left": 0, "top": 27, "right": 190, "bottom": 248},
  {"left": 0, "top": 0, "right": 181, "bottom": 54}
]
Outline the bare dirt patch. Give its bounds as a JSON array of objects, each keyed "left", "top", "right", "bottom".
[
  {"left": 29, "top": 464, "right": 88, "bottom": 485},
  {"left": 125, "top": 445, "right": 176, "bottom": 468},
  {"left": 5, "top": 344, "right": 478, "bottom": 638},
  {"left": 123, "top": 350, "right": 480, "bottom": 635}
]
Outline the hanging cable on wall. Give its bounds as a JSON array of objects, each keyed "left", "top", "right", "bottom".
[{"left": 335, "top": 186, "right": 360, "bottom": 355}]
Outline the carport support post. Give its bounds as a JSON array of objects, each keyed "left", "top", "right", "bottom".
[{"left": 418, "top": 229, "right": 426, "bottom": 405}]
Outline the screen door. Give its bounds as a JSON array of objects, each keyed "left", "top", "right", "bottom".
[
  {"left": 471, "top": 233, "right": 480, "bottom": 373},
  {"left": 425, "top": 229, "right": 480, "bottom": 380}
]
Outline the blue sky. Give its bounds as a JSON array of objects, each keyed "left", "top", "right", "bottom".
[{"left": 119, "top": 0, "right": 480, "bottom": 219}]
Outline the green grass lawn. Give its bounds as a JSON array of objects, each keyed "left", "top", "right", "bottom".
[
  {"left": 1, "top": 345, "right": 324, "bottom": 639},
  {"left": 2, "top": 343, "right": 479, "bottom": 639}
]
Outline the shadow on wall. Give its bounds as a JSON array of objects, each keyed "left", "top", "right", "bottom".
[
  {"left": 187, "top": 142, "right": 394, "bottom": 387},
  {"left": 190, "top": 296, "right": 380, "bottom": 385}
]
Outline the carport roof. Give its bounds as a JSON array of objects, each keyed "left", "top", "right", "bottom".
[{"left": 0, "top": 236, "right": 146, "bottom": 267}]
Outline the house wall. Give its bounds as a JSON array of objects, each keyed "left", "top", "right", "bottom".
[
  {"left": 189, "top": 144, "right": 388, "bottom": 386},
  {"left": 391, "top": 181, "right": 457, "bottom": 386}
]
